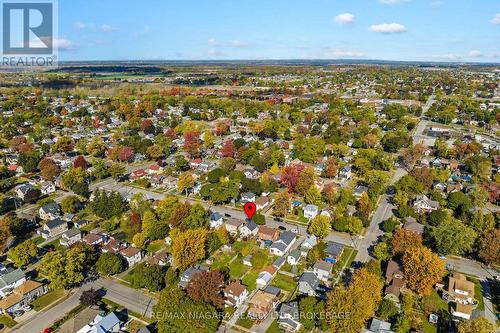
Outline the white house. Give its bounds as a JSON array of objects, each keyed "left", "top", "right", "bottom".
[
  {"left": 40, "top": 181, "right": 56, "bottom": 195},
  {"left": 303, "top": 204, "right": 319, "bottom": 219},
  {"left": 210, "top": 212, "right": 223, "bottom": 229},
  {"left": 224, "top": 281, "right": 248, "bottom": 308},
  {"left": 287, "top": 249, "right": 301, "bottom": 266},
  {"left": 413, "top": 194, "right": 440, "bottom": 213},
  {"left": 225, "top": 218, "right": 243, "bottom": 235},
  {"left": 59, "top": 228, "right": 82, "bottom": 247},
  {"left": 239, "top": 220, "right": 259, "bottom": 238},
  {"left": 120, "top": 247, "right": 143, "bottom": 267},
  {"left": 313, "top": 260, "right": 333, "bottom": 281},
  {"left": 269, "top": 231, "right": 296, "bottom": 256},
  {"left": 39, "top": 202, "right": 60, "bottom": 220},
  {"left": 0, "top": 267, "right": 26, "bottom": 298}
]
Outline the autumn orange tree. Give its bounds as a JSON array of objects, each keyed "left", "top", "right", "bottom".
[
  {"left": 325, "top": 268, "right": 383, "bottom": 333},
  {"left": 402, "top": 246, "right": 445, "bottom": 296},
  {"left": 391, "top": 228, "right": 423, "bottom": 256},
  {"left": 187, "top": 270, "right": 224, "bottom": 308},
  {"left": 171, "top": 228, "right": 207, "bottom": 269},
  {"left": 477, "top": 230, "right": 500, "bottom": 266}
]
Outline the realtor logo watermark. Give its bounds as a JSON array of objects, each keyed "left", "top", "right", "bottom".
[{"left": 1, "top": 0, "right": 58, "bottom": 67}]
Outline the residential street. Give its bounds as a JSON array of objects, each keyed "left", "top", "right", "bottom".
[{"left": 12, "top": 278, "right": 156, "bottom": 333}]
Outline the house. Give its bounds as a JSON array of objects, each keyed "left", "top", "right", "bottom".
[
  {"left": 39, "top": 202, "right": 60, "bottom": 220},
  {"left": 0, "top": 280, "right": 48, "bottom": 314},
  {"left": 240, "top": 192, "right": 256, "bottom": 203},
  {"left": 413, "top": 194, "right": 440, "bottom": 213},
  {"left": 255, "top": 196, "right": 272, "bottom": 210},
  {"left": 129, "top": 168, "right": 146, "bottom": 180},
  {"left": 364, "top": 318, "right": 394, "bottom": 333},
  {"left": 451, "top": 303, "right": 474, "bottom": 320},
  {"left": 102, "top": 238, "right": 127, "bottom": 254},
  {"left": 0, "top": 267, "right": 26, "bottom": 298},
  {"left": 444, "top": 273, "right": 476, "bottom": 309},
  {"left": 14, "top": 183, "right": 39, "bottom": 203},
  {"left": 273, "top": 257, "right": 286, "bottom": 270},
  {"left": 244, "top": 168, "right": 260, "bottom": 179},
  {"left": 224, "top": 281, "right": 248, "bottom": 308},
  {"left": 403, "top": 217, "right": 425, "bottom": 235},
  {"left": 199, "top": 160, "right": 216, "bottom": 172},
  {"left": 179, "top": 265, "right": 209, "bottom": 288},
  {"left": 303, "top": 204, "right": 318, "bottom": 219},
  {"left": 76, "top": 311, "right": 122, "bottom": 333},
  {"left": 269, "top": 231, "right": 296, "bottom": 256},
  {"left": 300, "top": 235, "right": 318, "bottom": 256},
  {"left": 209, "top": 212, "right": 223, "bottom": 229},
  {"left": 313, "top": 260, "right": 333, "bottom": 281},
  {"left": 257, "top": 226, "right": 279, "bottom": 242},
  {"left": 384, "top": 260, "right": 405, "bottom": 304},
  {"left": 239, "top": 220, "right": 259, "bottom": 238},
  {"left": 40, "top": 181, "right": 56, "bottom": 195},
  {"left": 278, "top": 301, "right": 302, "bottom": 332},
  {"left": 39, "top": 218, "right": 68, "bottom": 239},
  {"left": 243, "top": 255, "right": 253, "bottom": 266},
  {"left": 298, "top": 272, "right": 320, "bottom": 296},
  {"left": 324, "top": 241, "right": 344, "bottom": 264},
  {"left": 247, "top": 289, "right": 279, "bottom": 320},
  {"left": 147, "top": 164, "right": 162, "bottom": 175},
  {"left": 120, "top": 247, "right": 143, "bottom": 267},
  {"left": 353, "top": 184, "right": 368, "bottom": 199},
  {"left": 225, "top": 218, "right": 243, "bottom": 235},
  {"left": 60, "top": 228, "right": 82, "bottom": 247},
  {"left": 338, "top": 166, "right": 352, "bottom": 180},
  {"left": 256, "top": 265, "right": 277, "bottom": 287},
  {"left": 287, "top": 249, "right": 301, "bottom": 266},
  {"left": 146, "top": 251, "right": 172, "bottom": 266},
  {"left": 82, "top": 233, "right": 106, "bottom": 246}
]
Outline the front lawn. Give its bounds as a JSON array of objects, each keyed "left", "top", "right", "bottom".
[
  {"left": 0, "top": 315, "right": 17, "bottom": 328},
  {"left": 270, "top": 273, "right": 297, "bottom": 293},
  {"left": 32, "top": 289, "right": 66, "bottom": 311},
  {"left": 265, "top": 320, "right": 281, "bottom": 333},
  {"left": 229, "top": 256, "right": 250, "bottom": 280},
  {"left": 469, "top": 277, "right": 485, "bottom": 311},
  {"left": 146, "top": 240, "right": 165, "bottom": 253},
  {"left": 242, "top": 268, "right": 260, "bottom": 291},
  {"left": 235, "top": 312, "right": 255, "bottom": 329}
]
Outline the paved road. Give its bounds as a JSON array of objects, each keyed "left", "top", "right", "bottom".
[{"left": 13, "top": 278, "right": 156, "bottom": 333}]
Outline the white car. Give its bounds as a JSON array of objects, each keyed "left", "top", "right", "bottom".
[{"left": 22, "top": 304, "right": 32, "bottom": 312}]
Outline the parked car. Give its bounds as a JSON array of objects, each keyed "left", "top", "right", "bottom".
[
  {"left": 224, "top": 213, "right": 231, "bottom": 217},
  {"left": 13, "top": 310, "right": 24, "bottom": 317},
  {"left": 278, "top": 225, "right": 286, "bottom": 231},
  {"left": 22, "top": 304, "right": 32, "bottom": 311}
]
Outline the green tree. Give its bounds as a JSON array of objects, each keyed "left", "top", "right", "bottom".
[
  {"left": 38, "top": 247, "right": 86, "bottom": 289},
  {"left": 458, "top": 317, "right": 497, "bottom": 333},
  {"left": 8, "top": 240, "right": 38, "bottom": 267},
  {"left": 109, "top": 162, "right": 126, "bottom": 179},
  {"left": 95, "top": 253, "right": 125, "bottom": 275},
  {"left": 177, "top": 172, "right": 195, "bottom": 194},
  {"left": 305, "top": 185, "right": 323, "bottom": 205},
  {"left": 60, "top": 195, "right": 81, "bottom": 214},
  {"left": 308, "top": 215, "right": 331, "bottom": 239},
  {"left": 430, "top": 219, "right": 476, "bottom": 255},
  {"left": 377, "top": 298, "right": 399, "bottom": 320},
  {"left": 373, "top": 242, "right": 391, "bottom": 261}
]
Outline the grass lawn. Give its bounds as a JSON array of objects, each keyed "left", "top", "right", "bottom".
[
  {"left": 145, "top": 240, "right": 165, "bottom": 253},
  {"left": 126, "top": 319, "right": 144, "bottom": 333},
  {"left": 423, "top": 320, "right": 438, "bottom": 333},
  {"left": 270, "top": 273, "right": 297, "bottom": 293},
  {"left": 235, "top": 313, "right": 255, "bottom": 329},
  {"left": 265, "top": 320, "right": 281, "bottom": 333},
  {"left": 0, "top": 315, "right": 17, "bottom": 328},
  {"left": 422, "top": 289, "right": 449, "bottom": 313},
  {"left": 468, "top": 277, "right": 485, "bottom": 311},
  {"left": 211, "top": 252, "right": 234, "bottom": 270},
  {"left": 242, "top": 268, "right": 260, "bottom": 291},
  {"left": 229, "top": 256, "right": 251, "bottom": 280},
  {"left": 43, "top": 238, "right": 63, "bottom": 251},
  {"left": 232, "top": 240, "right": 256, "bottom": 256},
  {"left": 32, "top": 236, "right": 44, "bottom": 245},
  {"left": 32, "top": 289, "right": 66, "bottom": 311}
]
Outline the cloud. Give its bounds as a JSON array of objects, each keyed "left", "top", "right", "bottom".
[
  {"left": 469, "top": 50, "right": 483, "bottom": 57},
  {"left": 430, "top": 1, "right": 445, "bottom": 7},
  {"left": 74, "top": 21, "right": 95, "bottom": 30},
  {"left": 322, "top": 48, "right": 364, "bottom": 58},
  {"left": 334, "top": 13, "right": 355, "bottom": 25},
  {"left": 432, "top": 54, "right": 462, "bottom": 61},
  {"left": 369, "top": 23, "right": 407, "bottom": 33},
  {"left": 230, "top": 40, "right": 249, "bottom": 47},
  {"left": 207, "top": 38, "right": 221, "bottom": 46},
  {"left": 27, "top": 37, "right": 77, "bottom": 51},
  {"left": 100, "top": 24, "right": 118, "bottom": 32},
  {"left": 207, "top": 49, "right": 226, "bottom": 57},
  {"left": 490, "top": 13, "right": 500, "bottom": 25}
]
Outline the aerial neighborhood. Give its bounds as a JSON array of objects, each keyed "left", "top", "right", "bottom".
[{"left": 0, "top": 62, "right": 498, "bottom": 333}]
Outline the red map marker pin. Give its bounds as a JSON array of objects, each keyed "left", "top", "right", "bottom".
[{"left": 244, "top": 202, "right": 256, "bottom": 220}]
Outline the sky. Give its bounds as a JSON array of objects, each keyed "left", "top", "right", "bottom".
[{"left": 52, "top": 0, "right": 500, "bottom": 62}]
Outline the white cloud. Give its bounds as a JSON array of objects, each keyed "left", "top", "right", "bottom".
[
  {"left": 74, "top": 21, "right": 95, "bottom": 30},
  {"left": 53, "top": 38, "right": 78, "bottom": 51},
  {"left": 321, "top": 48, "right": 364, "bottom": 58},
  {"left": 369, "top": 23, "right": 407, "bottom": 33},
  {"left": 469, "top": 50, "right": 483, "bottom": 57},
  {"left": 432, "top": 54, "right": 462, "bottom": 61},
  {"left": 207, "top": 38, "right": 220, "bottom": 46},
  {"left": 334, "top": 13, "right": 355, "bottom": 25},
  {"left": 430, "top": 1, "right": 445, "bottom": 7},
  {"left": 207, "top": 49, "right": 226, "bottom": 57},
  {"left": 490, "top": 13, "right": 500, "bottom": 25},
  {"left": 230, "top": 40, "right": 249, "bottom": 47},
  {"left": 100, "top": 24, "right": 118, "bottom": 32}
]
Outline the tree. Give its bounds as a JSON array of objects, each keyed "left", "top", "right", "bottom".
[
  {"left": 391, "top": 229, "right": 423, "bottom": 255},
  {"left": 91, "top": 158, "right": 109, "bottom": 180},
  {"left": 476, "top": 230, "right": 500, "bottom": 265},
  {"left": 280, "top": 163, "right": 304, "bottom": 192},
  {"left": 182, "top": 204, "right": 209, "bottom": 229},
  {"left": 8, "top": 240, "right": 38, "bottom": 267},
  {"left": 53, "top": 136, "right": 74, "bottom": 153},
  {"left": 430, "top": 219, "right": 476, "bottom": 256},
  {"left": 299, "top": 297, "right": 327, "bottom": 331},
  {"left": 177, "top": 172, "right": 195, "bottom": 194},
  {"left": 382, "top": 217, "right": 398, "bottom": 233},
  {"left": 308, "top": 215, "right": 331, "bottom": 239},
  {"left": 0, "top": 218, "right": 11, "bottom": 252},
  {"left": 142, "top": 210, "right": 168, "bottom": 240},
  {"left": 154, "top": 287, "right": 219, "bottom": 333},
  {"left": 62, "top": 167, "right": 87, "bottom": 191},
  {"left": 305, "top": 185, "right": 322, "bottom": 205},
  {"left": 38, "top": 248, "right": 86, "bottom": 289},
  {"left": 171, "top": 229, "right": 207, "bottom": 269},
  {"left": 447, "top": 191, "right": 472, "bottom": 213},
  {"left": 95, "top": 253, "right": 125, "bottom": 275},
  {"left": 373, "top": 242, "right": 391, "bottom": 261},
  {"left": 187, "top": 270, "right": 224, "bottom": 308},
  {"left": 428, "top": 209, "right": 449, "bottom": 226},
  {"left": 295, "top": 167, "right": 315, "bottom": 195},
  {"left": 272, "top": 190, "right": 290, "bottom": 217},
  {"left": 18, "top": 150, "right": 41, "bottom": 173},
  {"left": 80, "top": 288, "right": 101, "bottom": 307},
  {"left": 402, "top": 246, "right": 445, "bottom": 296},
  {"left": 87, "top": 136, "right": 107, "bottom": 157},
  {"left": 377, "top": 298, "right": 399, "bottom": 320},
  {"left": 133, "top": 232, "right": 146, "bottom": 248},
  {"left": 357, "top": 192, "right": 373, "bottom": 223},
  {"left": 38, "top": 158, "right": 60, "bottom": 180},
  {"left": 73, "top": 155, "right": 88, "bottom": 169},
  {"left": 219, "top": 140, "right": 235, "bottom": 158},
  {"left": 207, "top": 168, "right": 225, "bottom": 183},
  {"left": 109, "top": 162, "right": 126, "bottom": 179},
  {"left": 60, "top": 195, "right": 81, "bottom": 214},
  {"left": 325, "top": 268, "right": 382, "bottom": 333},
  {"left": 210, "top": 180, "right": 239, "bottom": 204},
  {"left": 457, "top": 317, "right": 496, "bottom": 333},
  {"left": 183, "top": 131, "right": 201, "bottom": 158},
  {"left": 128, "top": 263, "right": 165, "bottom": 291}
]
